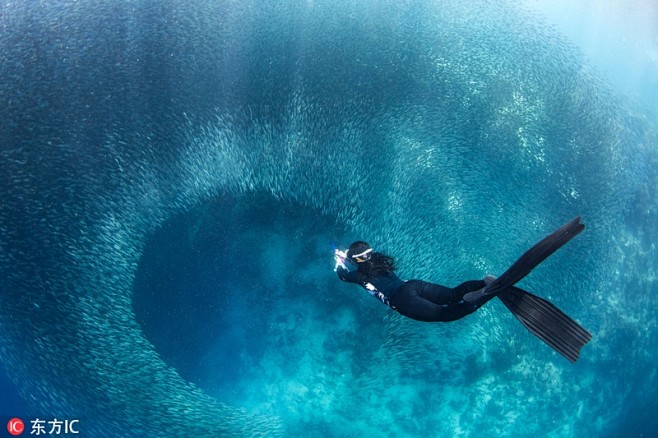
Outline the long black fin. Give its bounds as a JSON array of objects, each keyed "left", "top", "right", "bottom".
[
  {"left": 485, "top": 216, "right": 585, "bottom": 296},
  {"left": 498, "top": 286, "right": 592, "bottom": 363},
  {"left": 463, "top": 216, "right": 586, "bottom": 303}
]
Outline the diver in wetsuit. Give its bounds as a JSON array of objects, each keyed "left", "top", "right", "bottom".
[
  {"left": 334, "top": 217, "right": 592, "bottom": 363},
  {"left": 336, "top": 242, "right": 497, "bottom": 322}
]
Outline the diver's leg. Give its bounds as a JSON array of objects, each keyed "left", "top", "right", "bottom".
[
  {"left": 391, "top": 281, "right": 494, "bottom": 322},
  {"left": 462, "top": 277, "right": 497, "bottom": 303},
  {"left": 440, "top": 280, "right": 498, "bottom": 319},
  {"left": 389, "top": 282, "right": 444, "bottom": 322},
  {"left": 453, "top": 280, "right": 489, "bottom": 297},
  {"left": 415, "top": 280, "right": 465, "bottom": 305}
]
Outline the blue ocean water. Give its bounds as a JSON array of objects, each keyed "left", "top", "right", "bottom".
[
  {"left": 523, "top": 0, "right": 658, "bottom": 124},
  {"left": 1, "top": 1, "right": 657, "bottom": 437}
]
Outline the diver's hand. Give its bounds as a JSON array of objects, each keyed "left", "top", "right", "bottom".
[{"left": 334, "top": 249, "right": 347, "bottom": 271}]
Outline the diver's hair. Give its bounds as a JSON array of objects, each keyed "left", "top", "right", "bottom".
[
  {"left": 362, "top": 252, "right": 397, "bottom": 276},
  {"left": 347, "top": 241, "right": 397, "bottom": 279}
]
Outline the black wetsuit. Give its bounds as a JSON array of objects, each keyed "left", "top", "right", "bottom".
[{"left": 336, "top": 267, "right": 496, "bottom": 322}]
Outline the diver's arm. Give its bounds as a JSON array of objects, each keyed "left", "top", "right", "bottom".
[
  {"left": 334, "top": 248, "right": 360, "bottom": 283},
  {"left": 336, "top": 266, "right": 359, "bottom": 284}
]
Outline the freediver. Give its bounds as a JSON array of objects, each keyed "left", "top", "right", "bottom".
[{"left": 334, "top": 216, "right": 592, "bottom": 363}]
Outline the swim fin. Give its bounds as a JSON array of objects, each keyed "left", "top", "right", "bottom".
[
  {"left": 498, "top": 286, "right": 592, "bottom": 363},
  {"left": 463, "top": 216, "right": 585, "bottom": 303}
]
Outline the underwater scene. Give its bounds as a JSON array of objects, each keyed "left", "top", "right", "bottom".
[{"left": 1, "top": 0, "right": 657, "bottom": 436}]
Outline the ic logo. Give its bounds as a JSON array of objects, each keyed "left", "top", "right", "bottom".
[{"left": 7, "top": 418, "right": 24, "bottom": 436}]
